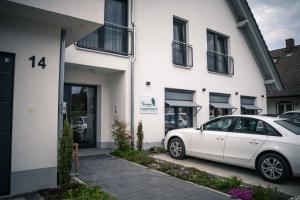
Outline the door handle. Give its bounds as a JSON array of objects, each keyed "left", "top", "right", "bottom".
[
  {"left": 249, "top": 140, "right": 259, "bottom": 144},
  {"left": 216, "top": 137, "right": 224, "bottom": 141}
]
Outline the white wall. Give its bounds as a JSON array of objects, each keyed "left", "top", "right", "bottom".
[
  {"left": 0, "top": 13, "right": 60, "bottom": 171},
  {"left": 64, "top": 0, "right": 268, "bottom": 147},
  {"left": 133, "top": 0, "right": 267, "bottom": 144},
  {"left": 267, "top": 96, "right": 300, "bottom": 114}
]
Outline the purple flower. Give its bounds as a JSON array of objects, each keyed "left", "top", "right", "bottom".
[{"left": 228, "top": 188, "right": 253, "bottom": 200}]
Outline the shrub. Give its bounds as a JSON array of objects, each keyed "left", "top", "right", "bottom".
[
  {"left": 149, "top": 146, "right": 167, "bottom": 154},
  {"left": 112, "top": 120, "right": 131, "bottom": 151},
  {"left": 252, "top": 185, "right": 290, "bottom": 200},
  {"left": 136, "top": 121, "right": 144, "bottom": 151},
  {"left": 111, "top": 149, "right": 154, "bottom": 166},
  {"left": 64, "top": 183, "right": 116, "bottom": 200},
  {"left": 58, "top": 120, "right": 74, "bottom": 190}
]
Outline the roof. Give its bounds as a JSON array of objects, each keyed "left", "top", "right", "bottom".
[
  {"left": 226, "top": 0, "right": 283, "bottom": 92},
  {"left": 267, "top": 45, "right": 300, "bottom": 97}
]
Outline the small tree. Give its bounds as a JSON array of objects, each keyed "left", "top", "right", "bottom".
[
  {"left": 112, "top": 120, "right": 131, "bottom": 151},
  {"left": 58, "top": 120, "right": 73, "bottom": 190},
  {"left": 136, "top": 121, "right": 144, "bottom": 151}
]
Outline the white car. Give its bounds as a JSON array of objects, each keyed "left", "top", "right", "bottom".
[{"left": 164, "top": 115, "right": 300, "bottom": 183}]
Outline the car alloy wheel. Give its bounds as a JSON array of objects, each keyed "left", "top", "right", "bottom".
[
  {"left": 261, "top": 157, "right": 283, "bottom": 180},
  {"left": 168, "top": 138, "right": 185, "bottom": 159},
  {"left": 258, "top": 153, "right": 290, "bottom": 183}
]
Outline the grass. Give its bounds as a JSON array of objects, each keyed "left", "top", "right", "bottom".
[
  {"left": 39, "top": 182, "right": 116, "bottom": 200},
  {"left": 111, "top": 149, "right": 291, "bottom": 200}
]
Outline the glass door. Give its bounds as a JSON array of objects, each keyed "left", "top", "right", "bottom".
[{"left": 64, "top": 84, "right": 97, "bottom": 148}]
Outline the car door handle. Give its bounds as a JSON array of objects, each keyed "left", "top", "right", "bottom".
[
  {"left": 216, "top": 137, "right": 224, "bottom": 141},
  {"left": 249, "top": 140, "right": 259, "bottom": 144}
]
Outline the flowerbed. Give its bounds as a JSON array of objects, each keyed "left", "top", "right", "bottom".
[{"left": 112, "top": 149, "right": 290, "bottom": 200}]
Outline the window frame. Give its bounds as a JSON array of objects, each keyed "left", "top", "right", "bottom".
[
  {"left": 203, "top": 116, "right": 237, "bottom": 132},
  {"left": 276, "top": 102, "right": 294, "bottom": 114}
]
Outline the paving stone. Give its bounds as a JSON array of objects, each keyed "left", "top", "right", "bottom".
[{"left": 78, "top": 154, "right": 230, "bottom": 200}]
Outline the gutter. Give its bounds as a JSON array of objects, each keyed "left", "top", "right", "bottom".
[
  {"left": 58, "top": 30, "right": 66, "bottom": 138},
  {"left": 130, "top": 0, "right": 136, "bottom": 148}
]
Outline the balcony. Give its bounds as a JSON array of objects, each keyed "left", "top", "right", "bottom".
[
  {"left": 172, "top": 41, "right": 193, "bottom": 68},
  {"left": 76, "top": 22, "right": 133, "bottom": 56},
  {"left": 207, "top": 50, "right": 234, "bottom": 75}
]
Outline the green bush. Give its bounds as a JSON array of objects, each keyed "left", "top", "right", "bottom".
[
  {"left": 112, "top": 120, "right": 131, "bottom": 151},
  {"left": 252, "top": 185, "right": 289, "bottom": 200},
  {"left": 136, "top": 121, "right": 144, "bottom": 151},
  {"left": 58, "top": 120, "right": 74, "bottom": 190},
  {"left": 111, "top": 149, "right": 154, "bottom": 166},
  {"left": 64, "top": 183, "right": 116, "bottom": 200}
]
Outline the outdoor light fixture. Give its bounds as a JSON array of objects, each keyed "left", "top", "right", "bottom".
[
  {"left": 235, "top": 92, "right": 239, "bottom": 95},
  {"left": 202, "top": 88, "right": 206, "bottom": 92},
  {"left": 261, "top": 95, "right": 265, "bottom": 98},
  {"left": 146, "top": 81, "right": 151, "bottom": 86}
]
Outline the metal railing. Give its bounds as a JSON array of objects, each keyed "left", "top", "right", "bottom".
[
  {"left": 76, "top": 22, "right": 133, "bottom": 56},
  {"left": 207, "top": 50, "right": 234, "bottom": 75},
  {"left": 172, "top": 40, "right": 193, "bottom": 67}
]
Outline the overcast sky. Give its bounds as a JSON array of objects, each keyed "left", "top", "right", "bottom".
[{"left": 247, "top": 0, "right": 300, "bottom": 50}]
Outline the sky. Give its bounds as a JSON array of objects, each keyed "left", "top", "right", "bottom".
[{"left": 247, "top": 0, "right": 300, "bottom": 50}]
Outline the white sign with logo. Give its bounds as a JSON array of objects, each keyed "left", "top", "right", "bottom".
[{"left": 140, "top": 96, "right": 158, "bottom": 114}]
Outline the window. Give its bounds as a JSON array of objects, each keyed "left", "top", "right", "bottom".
[
  {"left": 276, "top": 102, "right": 294, "bottom": 114},
  {"left": 203, "top": 117, "right": 235, "bottom": 132},
  {"left": 234, "top": 118, "right": 267, "bottom": 135},
  {"left": 173, "top": 18, "right": 187, "bottom": 66},
  {"left": 275, "top": 119, "right": 300, "bottom": 135},
  {"left": 265, "top": 123, "right": 282, "bottom": 137},
  {"left": 240, "top": 96, "right": 262, "bottom": 115},
  {"left": 207, "top": 31, "right": 233, "bottom": 75},
  {"left": 77, "top": 0, "right": 129, "bottom": 55},
  {"left": 209, "top": 93, "right": 236, "bottom": 119}
]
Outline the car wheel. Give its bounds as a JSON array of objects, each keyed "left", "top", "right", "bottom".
[
  {"left": 168, "top": 138, "right": 185, "bottom": 159},
  {"left": 258, "top": 153, "right": 291, "bottom": 183}
]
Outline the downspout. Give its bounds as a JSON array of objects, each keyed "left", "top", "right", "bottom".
[
  {"left": 58, "top": 29, "right": 66, "bottom": 138},
  {"left": 130, "top": 0, "right": 136, "bottom": 148}
]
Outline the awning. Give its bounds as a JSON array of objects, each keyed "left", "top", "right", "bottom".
[
  {"left": 210, "top": 102, "right": 237, "bottom": 109},
  {"left": 241, "top": 104, "right": 262, "bottom": 110},
  {"left": 165, "top": 100, "right": 202, "bottom": 107}
]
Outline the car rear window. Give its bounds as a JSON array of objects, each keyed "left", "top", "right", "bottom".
[{"left": 275, "top": 119, "right": 300, "bottom": 135}]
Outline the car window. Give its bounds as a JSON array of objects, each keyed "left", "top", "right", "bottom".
[
  {"left": 234, "top": 118, "right": 267, "bottom": 135},
  {"left": 275, "top": 119, "right": 300, "bottom": 135},
  {"left": 264, "top": 123, "right": 282, "bottom": 137},
  {"left": 203, "top": 117, "right": 234, "bottom": 132}
]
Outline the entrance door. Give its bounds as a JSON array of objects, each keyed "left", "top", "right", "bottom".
[
  {"left": 0, "top": 52, "right": 15, "bottom": 195},
  {"left": 64, "top": 84, "right": 97, "bottom": 148}
]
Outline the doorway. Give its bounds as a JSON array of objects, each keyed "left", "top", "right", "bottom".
[
  {"left": 64, "top": 84, "right": 97, "bottom": 148},
  {"left": 0, "top": 52, "right": 15, "bottom": 195}
]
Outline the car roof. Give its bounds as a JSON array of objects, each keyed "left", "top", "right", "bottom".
[
  {"left": 283, "top": 110, "right": 300, "bottom": 114},
  {"left": 217, "top": 115, "right": 279, "bottom": 122}
]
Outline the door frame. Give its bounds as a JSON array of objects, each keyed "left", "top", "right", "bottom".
[
  {"left": 64, "top": 83, "right": 97, "bottom": 148},
  {"left": 0, "top": 51, "right": 15, "bottom": 196}
]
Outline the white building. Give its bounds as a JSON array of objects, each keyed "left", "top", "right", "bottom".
[{"left": 0, "top": 0, "right": 282, "bottom": 196}]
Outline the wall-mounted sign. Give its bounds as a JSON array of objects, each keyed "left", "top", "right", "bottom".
[{"left": 140, "top": 96, "right": 158, "bottom": 114}]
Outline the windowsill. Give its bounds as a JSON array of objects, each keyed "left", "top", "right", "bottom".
[
  {"left": 173, "top": 63, "right": 193, "bottom": 69},
  {"left": 75, "top": 45, "right": 130, "bottom": 58},
  {"left": 208, "top": 70, "right": 233, "bottom": 77}
]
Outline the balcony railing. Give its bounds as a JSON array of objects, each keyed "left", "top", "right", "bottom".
[
  {"left": 172, "top": 40, "right": 193, "bottom": 68},
  {"left": 76, "top": 22, "right": 133, "bottom": 56},
  {"left": 207, "top": 50, "right": 234, "bottom": 75}
]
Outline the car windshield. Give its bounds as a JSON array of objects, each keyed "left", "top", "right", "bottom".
[{"left": 275, "top": 119, "right": 300, "bottom": 135}]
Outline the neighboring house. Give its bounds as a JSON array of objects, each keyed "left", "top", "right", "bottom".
[
  {"left": 267, "top": 38, "right": 300, "bottom": 114},
  {"left": 0, "top": 0, "right": 282, "bottom": 196}
]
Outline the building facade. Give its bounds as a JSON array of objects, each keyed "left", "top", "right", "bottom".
[
  {"left": 0, "top": 0, "right": 282, "bottom": 196},
  {"left": 267, "top": 38, "right": 300, "bottom": 114}
]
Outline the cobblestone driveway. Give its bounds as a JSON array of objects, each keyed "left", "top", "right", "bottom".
[{"left": 78, "top": 154, "right": 230, "bottom": 200}]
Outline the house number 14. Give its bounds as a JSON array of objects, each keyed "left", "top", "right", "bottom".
[{"left": 29, "top": 56, "right": 46, "bottom": 69}]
